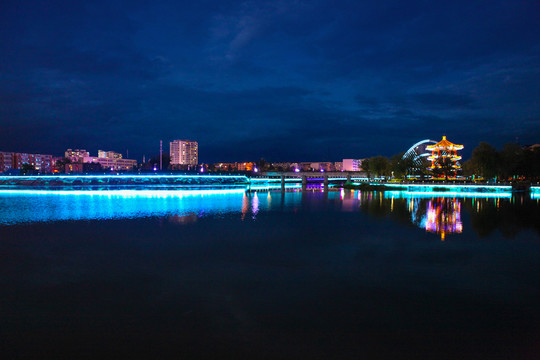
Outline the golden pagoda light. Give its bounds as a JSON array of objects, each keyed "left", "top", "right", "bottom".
[{"left": 426, "top": 136, "right": 464, "bottom": 176}]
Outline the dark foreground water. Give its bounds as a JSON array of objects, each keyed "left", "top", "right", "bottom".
[{"left": 1, "top": 189, "right": 539, "bottom": 359}]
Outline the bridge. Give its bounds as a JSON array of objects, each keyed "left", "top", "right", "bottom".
[
  {"left": 0, "top": 172, "right": 367, "bottom": 190},
  {"left": 253, "top": 171, "right": 367, "bottom": 190},
  {"left": 0, "top": 174, "right": 534, "bottom": 194},
  {"left": 0, "top": 174, "right": 250, "bottom": 188}
]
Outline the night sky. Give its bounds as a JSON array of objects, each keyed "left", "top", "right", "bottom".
[{"left": 1, "top": 0, "right": 539, "bottom": 163}]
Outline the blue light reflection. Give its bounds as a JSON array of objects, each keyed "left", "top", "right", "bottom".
[
  {"left": 384, "top": 190, "right": 512, "bottom": 198},
  {"left": 0, "top": 189, "right": 251, "bottom": 225}
]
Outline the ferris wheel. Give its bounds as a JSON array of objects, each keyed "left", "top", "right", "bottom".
[{"left": 402, "top": 139, "right": 437, "bottom": 170}]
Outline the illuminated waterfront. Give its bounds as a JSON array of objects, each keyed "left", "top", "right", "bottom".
[{"left": 1, "top": 188, "right": 539, "bottom": 359}]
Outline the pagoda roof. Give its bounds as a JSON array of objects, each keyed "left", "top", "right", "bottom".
[{"left": 426, "top": 136, "right": 463, "bottom": 150}]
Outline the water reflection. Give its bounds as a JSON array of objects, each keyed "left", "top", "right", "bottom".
[
  {"left": 251, "top": 192, "right": 260, "bottom": 219},
  {"left": 0, "top": 189, "right": 248, "bottom": 225},
  {"left": 241, "top": 192, "right": 249, "bottom": 220},
  {"left": 0, "top": 189, "right": 539, "bottom": 239},
  {"left": 425, "top": 198, "right": 463, "bottom": 241},
  {"left": 240, "top": 191, "right": 261, "bottom": 220},
  {"left": 374, "top": 191, "right": 539, "bottom": 239},
  {"left": 169, "top": 213, "right": 199, "bottom": 225}
]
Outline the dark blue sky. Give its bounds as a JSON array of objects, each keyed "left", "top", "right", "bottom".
[{"left": 1, "top": 0, "right": 539, "bottom": 162}]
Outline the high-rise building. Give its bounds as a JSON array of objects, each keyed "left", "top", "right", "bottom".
[{"left": 170, "top": 140, "right": 198, "bottom": 166}]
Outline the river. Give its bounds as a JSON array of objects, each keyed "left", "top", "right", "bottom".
[{"left": 1, "top": 188, "right": 539, "bottom": 359}]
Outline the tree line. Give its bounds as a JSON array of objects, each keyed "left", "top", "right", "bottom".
[
  {"left": 362, "top": 142, "right": 540, "bottom": 181},
  {"left": 462, "top": 142, "right": 540, "bottom": 181}
]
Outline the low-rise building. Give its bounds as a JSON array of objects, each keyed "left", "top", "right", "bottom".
[
  {"left": 268, "top": 162, "right": 299, "bottom": 171},
  {"left": 0, "top": 152, "right": 14, "bottom": 173},
  {"left": 65, "top": 162, "right": 103, "bottom": 174},
  {"left": 84, "top": 156, "right": 137, "bottom": 171},
  {"left": 237, "top": 162, "right": 254, "bottom": 171},
  {"left": 65, "top": 149, "right": 90, "bottom": 162},
  {"left": 343, "top": 159, "right": 363, "bottom": 171},
  {"left": 64, "top": 148, "right": 137, "bottom": 172},
  {"left": 0, "top": 151, "right": 54, "bottom": 173},
  {"left": 214, "top": 163, "right": 236, "bottom": 171},
  {"left": 98, "top": 150, "right": 122, "bottom": 159},
  {"left": 294, "top": 162, "right": 338, "bottom": 171}
]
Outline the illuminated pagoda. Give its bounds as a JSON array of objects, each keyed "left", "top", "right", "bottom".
[{"left": 426, "top": 136, "right": 463, "bottom": 177}]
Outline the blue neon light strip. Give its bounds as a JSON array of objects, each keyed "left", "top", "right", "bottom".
[
  {"left": 384, "top": 190, "right": 512, "bottom": 198},
  {"left": 0, "top": 174, "right": 248, "bottom": 180},
  {"left": 0, "top": 189, "right": 246, "bottom": 197},
  {"left": 249, "top": 184, "right": 302, "bottom": 190},
  {"left": 250, "top": 177, "right": 354, "bottom": 182},
  {"left": 379, "top": 183, "right": 512, "bottom": 191}
]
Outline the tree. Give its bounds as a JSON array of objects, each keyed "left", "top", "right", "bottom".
[
  {"left": 390, "top": 153, "right": 406, "bottom": 179},
  {"left": 522, "top": 145, "right": 540, "bottom": 180},
  {"left": 416, "top": 156, "right": 431, "bottom": 179},
  {"left": 461, "top": 158, "right": 476, "bottom": 178},
  {"left": 438, "top": 156, "right": 455, "bottom": 180},
  {"left": 20, "top": 163, "right": 35, "bottom": 175},
  {"left": 530, "top": 146, "right": 540, "bottom": 179},
  {"left": 56, "top": 157, "right": 71, "bottom": 167},
  {"left": 390, "top": 152, "right": 416, "bottom": 179},
  {"left": 469, "top": 142, "right": 499, "bottom": 180},
  {"left": 54, "top": 157, "right": 72, "bottom": 174},
  {"left": 146, "top": 153, "right": 170, "bottom": 171},
  {"left": 256, "top": 158, "right": 269, "bottom": 171},
  {"left": 498, "top": 143, "right": 524, "bottom": 180},
  {"left": 362, "top": 158, "right": 371, "bottom": 179},
  {"left": 369, "top": 156, "right": 390, "bottom": 178}
]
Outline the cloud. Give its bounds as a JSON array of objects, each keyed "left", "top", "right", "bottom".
[
  {"left": 0, "top": 0, "right": 539, "bottom": 162},
  {"left": 411, "top": 93, "right": 476, "bottom": 109}
]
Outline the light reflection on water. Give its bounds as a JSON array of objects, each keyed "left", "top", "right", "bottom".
[
  {"left": 1, "top": 188, "right": 538, "bottom": 359},
  {"left": 0, "top": 189, "right": 310, "bottom": 225},
  {"left": 425, "top": 198, "right": 462, "bottom": 240},
  {"left": 350, "top": 189, "right": 539, "bottom": 239},
  {"left": 1, "top": 188, "right": 539, "bottom": 239},
  {"left": 0, "top": 189, "right": 249, "bottom": 225}
]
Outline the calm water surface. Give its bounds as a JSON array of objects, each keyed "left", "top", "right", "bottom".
[{"left": 1, "top": 188, "right": 539, "bottom": 359}]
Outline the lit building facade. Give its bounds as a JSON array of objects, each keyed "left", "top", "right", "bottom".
[
  {"left": 15, "top": 153, "right": 53, "bottom": 172},
  {"left": 0, "top": 152, "right": 14, "bottom": 173},
  {"left": 64, "top": 148, "right": 136, "bottom": 172},
  {"left": 0, "top": 152, "right": 54, "bottom": 173},
  {"left": 170, "top": 140, "right": 198, "bottom": 166},
  {"left": 342, "top": 159, "right": 363, "bottom": 171},
  {"left": 98, "top": 150, "right": 122, "bottom": 159},
  {"left": 65, "top": 149, "right": 90, "bottom": 162},
  {"left": 237, "top": 162, "right": 253, "bottom": 171},
  {"left": 83, "top": 156, "right": 137, "bottom": 171}
]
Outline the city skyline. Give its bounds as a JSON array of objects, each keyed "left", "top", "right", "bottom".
[{"left": 1, "top": 1, "right": 539, "bottom": 163}]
